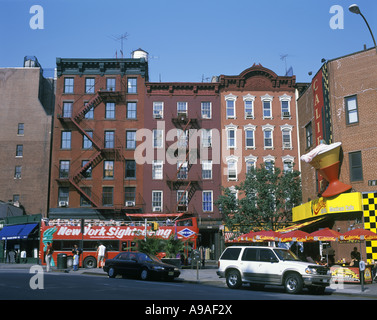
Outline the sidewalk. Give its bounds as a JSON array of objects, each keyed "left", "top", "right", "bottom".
[{"left": 1, "top": 263, "right": 377, "bottom": 298}]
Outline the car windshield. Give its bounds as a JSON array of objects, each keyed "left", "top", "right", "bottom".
[
  {"left": 273, "top": 249, "right": 300, "bottom": 261},
  {"left": 138, "top": 253, "right": 161, "bottom": 263}
]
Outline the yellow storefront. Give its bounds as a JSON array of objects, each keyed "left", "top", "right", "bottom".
[{"left": 293, "top": 191, "right": 377, "bottom": 264}]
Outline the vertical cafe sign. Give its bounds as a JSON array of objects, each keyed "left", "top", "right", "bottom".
[{"left": 312, "top": 63, "right": 332, "bottom": 192}]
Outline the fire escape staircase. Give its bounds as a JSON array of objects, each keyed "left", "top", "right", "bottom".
[{"left": 57, "top": 90, "right": 124, "bottom": 208}]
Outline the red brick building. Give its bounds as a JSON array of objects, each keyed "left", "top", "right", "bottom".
[
  {"left": 49, "top": 53, "right": 149, "bottom": 219},
  {"left": 144, "top": 81, "right": 222, "bottom": 257},
  {"left": 219, "top": 64, "right": 298, "bottom": 196}
]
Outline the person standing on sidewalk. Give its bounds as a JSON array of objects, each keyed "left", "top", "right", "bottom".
[
  {"left": 72, "top": 244, "right": 82, "bottom": 271},
  {"left": 45, "top": 242, "right": 53, "bottom": 272},
  {"left": 96, "top": 242, "right": 106, "bottom": 268}
]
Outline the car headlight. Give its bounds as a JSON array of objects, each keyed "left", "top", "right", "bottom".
[
  {"left": 152, "top": 265, "right": 165, "bottom": 270},
  {"left": 305, "top": 267, "right": 318, "bottom": 274},
  {"left": 174, "top": 268, "right": 179, "bottom": 272}
]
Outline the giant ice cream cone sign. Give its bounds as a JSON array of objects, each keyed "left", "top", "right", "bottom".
[{"left": 301, "top": 142, "right": 352, "bottom": 198}]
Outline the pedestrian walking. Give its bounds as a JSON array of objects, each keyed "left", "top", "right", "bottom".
[
  {"left": 45, "top": 242, "right": 53, "bottom": 272},
  {"left": 96, "top": 242, "right": 106, "bottom": 268}
]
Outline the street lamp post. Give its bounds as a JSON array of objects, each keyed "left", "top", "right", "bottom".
[{"left": 349, "top": 4, "right": 377, "bottom": 53}]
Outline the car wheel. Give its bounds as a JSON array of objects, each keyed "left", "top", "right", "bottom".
[
  {"left": 108, "top": 267, "right": 117, "bottom": 278},
  {"left": 284, "top": 273, "right": 303, "bottom": 294},
  {"left": 140, "top": 268, "right": 149, "bottom": 281},
  {"left": 226, "top": 270, "right": 242, "bottom": 289}
]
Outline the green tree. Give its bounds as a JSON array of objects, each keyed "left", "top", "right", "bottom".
[{"left": 215, "top": 164, "right": 301, "bottom": 235}]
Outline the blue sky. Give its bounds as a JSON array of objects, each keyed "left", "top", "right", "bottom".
[{"left": 0, "top": 0, "right": 376, "bottom": 83}]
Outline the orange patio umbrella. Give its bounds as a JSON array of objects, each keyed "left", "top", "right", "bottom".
[
  {"left": 340, "top": 228, "right": 377, "bottom": 241},
  {"left": 236, "top": 231, "right": 257, "bottom": 242},
  {"left": 307, "top": 228, "right": 342, "bottom": 242},
  {"left": 253, "top": 230, "right": 281, "bottom": 242},
  {"left": 280, "top": 230, "right": 309, "bottom": 242}
]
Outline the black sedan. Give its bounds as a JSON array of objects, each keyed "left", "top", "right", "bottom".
[{"left": 103, "top": 252, "right": 180, "bottom": 281}]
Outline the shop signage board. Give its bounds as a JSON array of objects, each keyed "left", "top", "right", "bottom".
[{"left": 292, "top": 192, "right": 362, "bottom": 222}]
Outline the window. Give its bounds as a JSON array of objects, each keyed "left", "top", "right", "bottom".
[
  {"left": 263, "top": 100, "right": 272, "bottom": 118},
  {"left": 245, "top": 129, "right": 255, "bottom": 149},
  {"left": 102, "top": 187, "right": 113, "bottom": 206},
  {"left": 202, "top": 191, "right": 213, "bottom": 212},
  {"left": 83, "top": 131, "right": 93, "bottom": 149},
  {"left": 177, "top": 102, "right": 188, "bottom": 116},
  {"left": 345, "top": 95, "right": 359, "bottom": 124},
  {"left": 127, "top": 102, "right": 137, "bottom": 119},
  {"left": 281, "top": 127, "right": 292, "bottom": 149},
  {"left": 84, "top": 102, "right": 94, "bottom": 119},
  {"left": 127, "top": 78, "right": 137, "bottom": 93},
  {"left": 227, "top": 129, "right": 235, "bottom": 149},
  {"left": 245, "top": 159, "right": 256, "bottom": 174},
  {"left": 201, "top": 102, "right": 211, "bottom": 119},
  {"left": 264, "top": 159, "right": 274, "bottom": 172},
  {"left": 177, "top": 191, "right": 188, "bottom": 209},
  {"left": 153, "top": 102, "right": 164, "bottom": 119},
  {"left": 17, "top": 123, "right": 24, "bottom": 135},
  {"left": 16, "top": 144, "right": 23, "bottom": 157},
  {"left": 152, "top": 160, "right": 163, "bottom": 180},
  {"left": 241, "top": 248, "right": 258, "bottom": 261},
  {"left": 260, "top": 249, "right": 276, "bottom": 262},
  {"left": 305, "top": 122, "right": 313, "bottom": 149},
  {"left": 243, "top": 94, "right": 255, "bottom": 119},
  {"left": 104, "top": 131, "right": 114, "bottom": 148},
  {"left": 201, "top": 129, "right": 212, "bottom": 148},
  {"left": 13, "top": 194, "right": 20, "bottom": 203},
  {"left": 80, "top": 187, "right": 91, "bottom": 207},
  {"left": 177, "top": 161, "right": 188, "bottom": 179},
  {"left": 261, "top": 94, "right": 273, "bottom": 119},
  {"left": 105, "top": 102, "right": 115, "bottom": 119},
  {"left": 103, "top": 160, "right": 114, "bottom": 179},
  {"left": 81, "top": 160, "right": 92, "bottom": 179},
  {"left": 153, "top": 129, "right": 163, "bottom": 148},
  {"left": 125, "top": 187, "right": 136, "bottom": 204},
  {"left": 227, "top": 159, "right": 237, "bottom": 180},
  {"left": 62, "top": 102, "right": 73, "bottom": 118},
  {"left": 106, "top": 78, "right": 116, "bottom": 91},
  {"left": 126, "top": 130, "right": 136, "bottom": 149},
  {"left": 177, "top": 129, "right": 188, "bottom": 148},
  {"left": 14, "top": 166, "right": 22, "bottom": 179},
  {"left": 283, "top": 159, "right": 293, "bottom": 172},
  {"left": 263, "top": 130, "right": 273, "bottom": 149},
  {"left": 152, "top": 191, "right": 163, "bottom": 210},
  {"left": 226, "top": 100, "right": 235, "bottom": 118},
  {"left": 59, "top": 160, "right": 70, "bottom": 179},
  {"left": 61, "top": 131, "right": 71, "bottom": 149},
  {"left": 349, "top": 151, "right": 363, "bottom": 181},
  {"left": 85, "top": 78, "right": 95, "bottom": 94},
  {"left": 280, "top": 94, "right": 291, "bottom": 118},
  {"left": 58, "top": 187, "right": 69, "bottom": 204},
  {"left": 125, "top": 160, "right": 136, "bottom": 179},
  {"left": 202, "top": 160, "right": 212, "bottom": 179},
  {"left": 64, "top": 78, "right": 74, "bottom": 94}
]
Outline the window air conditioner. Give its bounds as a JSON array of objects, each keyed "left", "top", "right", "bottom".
[
  {"left": 126, "top": 201, "right": 135, "bottom": 207},
  {"left": 154, "top": 112, "right": 162, "bottom": 119},
  {"left": 283, "top": 112, "right": 291, "bottom": 118},
  {"left": 245, "top": 112, "right": 253, "bottom": 118},
  {"left": 59, "top": 201, "right": 67, "bottom": 207},
  {"left": 153, "top": 206, "right": 162, "bottom": 212}
]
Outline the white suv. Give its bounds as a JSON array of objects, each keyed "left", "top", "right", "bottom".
[{"left": 217, "top": 246, "right": 331, "bottom": 294}]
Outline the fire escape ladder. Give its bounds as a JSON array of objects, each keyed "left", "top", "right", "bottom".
[
  {"left": 68, "top": 177, "right": 101, "bottom": 208},
  {"left": 74, "top": 94, "right": 103, "bottom": 122},
  {"left": 71, "top": 118, "right": 103, "bottom": 151}
]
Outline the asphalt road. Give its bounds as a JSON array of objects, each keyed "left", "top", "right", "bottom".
[{"left": 0, "top": 268, "right": 363, "bottom": 302}]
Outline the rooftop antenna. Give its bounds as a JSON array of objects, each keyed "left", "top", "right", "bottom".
[
  {"left": 280, "top": 54, "right": 288, "bottom": 74},
  {"left": 109, "top": 32, "right": 129, "bottom": 58}
]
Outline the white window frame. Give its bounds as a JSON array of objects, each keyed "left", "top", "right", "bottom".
[
  {"left": 177, "top": 102, "right": 188, "bottom": 116},
  {"left": 261, "top": 94, "right": 273, "bottom": 119},
  {"left": 262, "top": 124, "right": 274, "bottom": 150},
  {"left": 245, "top": 155, "right": 257, "bottom": 174},
  {"left": 226, "top": 156, "right": 239, "bottom": 181},
  {"left": 244, "top": 124, "right": 256, "bottom": 149},
  {"left": 243, "top": 94, "right": 255, "bottom": 119},
  {"left": 201, "top": 101, "right": 212, "bottom": 119},
  {"left": 279, "top": 94, "right": 292, "bottom": 119},
  {"left": 202, "top": 190, "right": 213, "bottom": 212},
  {"left": 153, "top": 129, "right": 164, "bottom": 149},
  {"left": 152, "top": 160, "right": 163, "bottom": 180},
  {"left": 282, "top": 155, "right": 295, "bottom": 172},
  {"left": 281, "top": 124, "right": 293, "bottom": 150},
  {"left": 153, "top": 102, "right": 164, "bottom": 119},
  {"left": 225, "top": 124, "right": 237, "bottom": 149},
  {"left": 225, "top": 94, "right": 237, "bottom": 119},
  {"left": 201, "top": 129, "right": 212, "bottom": 148},
  {"left": 263, "top": 155, "right": 275, "bottom": 172},
  {"left": 152, "top": 190, "right": 163, "bottom": 211},
  {"left": 201, "top": 160, "right": 213, "bottom": 179}
]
